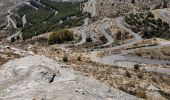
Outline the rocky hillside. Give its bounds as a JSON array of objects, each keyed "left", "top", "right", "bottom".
[
  {"left": 95, "top": 0, "right": 170, "bottom": 17},
  {"left": 0, "top": 46, "right": 139, "bottom": 100},
  {"left": 1, "top": 0, "right": 170, "bottom": 99}
]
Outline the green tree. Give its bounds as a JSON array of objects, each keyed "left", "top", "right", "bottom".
[{"left": 48, "top": 29, "right": 74, "bottom": 44}]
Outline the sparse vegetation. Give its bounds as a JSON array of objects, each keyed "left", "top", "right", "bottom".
[
  {"left": 1, "top": 0, "right": 170, "bottom": 99},
  {"left": 125, "top": 12, "right": 170, "bottom": 39},
  {"left": 155, "top": 0, "right": 168, "bottom": 9},
  {"left": 130, "top": 46, "right": 170, "bottom": 61}
]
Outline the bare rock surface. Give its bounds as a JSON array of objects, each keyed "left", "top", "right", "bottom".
[{"left": 0, "top": 55, "right": 140, "bottom": 100}]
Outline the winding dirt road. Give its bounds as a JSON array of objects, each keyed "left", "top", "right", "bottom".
[
  {"left": 91, "top": 17, "right": 170, "bottom": 65},
  {"left": 98, "top": 19, "right": 114, "bottom": 47}
]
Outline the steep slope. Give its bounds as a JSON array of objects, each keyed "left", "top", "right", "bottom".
[
  {"left": 85, "top": 0, "right": 170, "bottom": 18},
  {"left": 0, "top": 55, "right": 139, "bottom": 100}
]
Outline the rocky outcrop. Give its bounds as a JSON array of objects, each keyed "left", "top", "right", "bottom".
[{"left": 0, "top": 55, "right": 140, "bottom": 100}]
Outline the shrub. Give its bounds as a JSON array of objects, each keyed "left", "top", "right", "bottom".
[
  {"left": 125, "top": 70, "right": 131, "bottom": 78},
  {"left": 163, "top": 0, "right": 168, "bottom": 8},
  {"left": 134, "top": 64, "right": 140, "bottom": 71},
  {"left": 161, "top": 75, "right": 170, "bottom": 86},
  {"left": 77, "top": 56, "right": 81, "bottom": 61},
  {"left": 137, "top": 73, "right": 144, "bottom": 79},
  {"left": 48, "top": 30, "right": 74, "bottom": 44},
  {"left": 63, "top": 55, "right": 68, "bottom": 62},
  {"left": 147, "top": 12, "right": 154, "bottom": 18},
  {"left": 157, "top": 18, "right": 162, "bottom": 27},
  {"left": 131, "top": 0, "right": 135, "bottom": 4},
  {"left": 152, "top": 76, "right": 159, "bottom": 83},
  {"left": 136, "top": 52, "right": 142, "bottom": 56},
  {"left": 86, "top": 37, "right": 92, "bottom": 42},
  {"left": 11, "top": 37, "right": 15, "bottom": 43},
  {"left": 137, "top": 90, "right": 146, "bottom": 99},
  {"left": 116, "top": 31, "right": 122, "bottom": 40}
]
